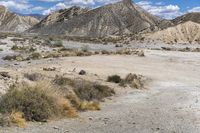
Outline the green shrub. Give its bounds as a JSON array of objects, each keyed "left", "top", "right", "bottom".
[{"left": 107, "top": 75, "right": 122, "bottom": 83}]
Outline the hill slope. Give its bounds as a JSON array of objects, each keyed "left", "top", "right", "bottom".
[
  {"left": 172, "top": 13, "right": 200, "bottom": 25},
  {"left": 28, "top": 0, "right": 169, "bottom": 37},
  {"left": 0, "top": 6, "right": 39, "bottom": 32},
  {"left": 146, "top": 21, "right": 200, "bottom": 43}
]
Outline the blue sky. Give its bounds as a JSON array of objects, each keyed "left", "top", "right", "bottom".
[{"left": 0, "top": 0, "right": 200, "bottom": 19}]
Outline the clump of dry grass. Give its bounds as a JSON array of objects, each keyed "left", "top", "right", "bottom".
[
  {"left": 10, "top": 112, "right": 26, "bottom": 128},
  {"left": 80, "top": 101, "right": 100, "bottom": 111}
]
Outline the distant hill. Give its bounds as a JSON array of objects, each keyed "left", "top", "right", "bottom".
[
  {"left": 146, "top": 21, "right": 200, "bottom": 44},
  {"left": 0, "top": 5, "right": 39, "bottom": 32},
  {"left": 28, "top": 0, "right": 171, "bottom": 37},
  {"left": 172, "top": 12, "right": 200, "bottom": 25},
  {"left": 18, "top": 13, "right": 45, "bottom": 20}
]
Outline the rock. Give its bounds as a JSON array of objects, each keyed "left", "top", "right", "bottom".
[
  {"left": 53, "top": 126, "right": 59, "bottom": 130},
  {"left": 89, "top": 117, "right": 93, "bottom": 120},
  {"left": 137, "top": 50, "right": 145, "bottom": 57},
  {"left": 43, "top": 67, "right": 56, "bottom": 71},
  {"left": 79, "top": 70, "right": 86, "bottom": 75},
  {"left": 0, "top": 72, "right": 11, "bottom": 78}
]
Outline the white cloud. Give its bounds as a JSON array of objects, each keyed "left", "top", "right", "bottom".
[
  {"left": 136, "top": 1, "right": 182, "bottom": 19},
  {"left": 0, "top": 0, "right": 31, "bottom": 11},
  {"left": 38, "top": 0, "right": 64, "bottom": 2},
  {"left": 42, "top": 2, "right": 68, "bottom": 15},
  {"left": 188, "top": 7, "right": 200, "bottom": 13}
]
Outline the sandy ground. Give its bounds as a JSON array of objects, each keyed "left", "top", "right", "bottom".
[{"left": 1, "top": 49, "right": 200, "bottom": 132}]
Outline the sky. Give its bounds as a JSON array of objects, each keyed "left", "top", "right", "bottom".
[{"left": 0, "top": 0, "right": 200, "bottom": 19}]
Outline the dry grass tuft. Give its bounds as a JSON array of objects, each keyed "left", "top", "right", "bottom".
[
  {"left": 10, "top": 112, "right": 26, "bottom": 128},
  {"left": 80, "top": 101, "right": 100, "bottom": 111},
  {"left": 57, "top": 98, "right": 78, "bottom": 118}
]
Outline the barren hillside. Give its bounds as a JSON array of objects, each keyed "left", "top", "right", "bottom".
[
  {"left": 28, "top": 0, "right": 170, "bottom": 37},
  {"left": 0, "top": 6, "right": 39, "bottom": 32},
  {"left": 172, "top": 12, "right": 200, "bottom": 25},
  {"left": 146, "top": 21, "right": 200, "bottom": 44}
]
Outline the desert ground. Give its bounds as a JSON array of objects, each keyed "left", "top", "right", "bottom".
[{"left": 1, "top": 37, "right": 200, "bottom": 133}]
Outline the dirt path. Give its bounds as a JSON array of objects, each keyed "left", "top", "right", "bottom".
[{"left": 1, "top": 50, "right": 200, "bottom": 133}]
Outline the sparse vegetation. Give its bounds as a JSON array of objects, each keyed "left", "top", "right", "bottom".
[
  {"left": 53, "top": 76, "right": 115, "bottom": 110},
  {"left": 29, "top": 52, "right": 42, "bottom": 60},
  {"left": 24, "top": 73, "right": 43, "bottom": 81},
  {"left": 123, "top": 73, "right": 145, "bottom": 89},
  {"left": 11, "top": 45, "right": 36, "bottom": 53},
  {"left": 101, "top": 50, "right": 110, "bottom": 55},
  {"left": 73, "top": 79, "right": 115, "bottom": 101},
  {"left": 3, "top": 55, "right": 24, "bottom": 61},
  {"left": 107, "top": 73, "right": 146, "bottom": 89}
]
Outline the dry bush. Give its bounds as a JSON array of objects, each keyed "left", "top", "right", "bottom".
[
  {"left": 29, "top": 52, "right": 42, "bottom": 60},
  {"left": 24, "top": 73, "right": 43, "bottom": 81},
  {"left": 123, "top": 73, "right": 145, "bottom": 89},
  {"left": 107, "top": 75, "right": 122, "bottom": 83},
  {"left": 3, "top": 54, "right": 24, "bottom": 61},
  {"left": 11, "top": 45, "right": 35, "bottom": 53},
  {"left": 101, "top": 50, "right": 110, "bottom": 55},
  {"left": 53, "top": 75, "right": 74, "bottom": 86},
  {"left": 0, "top": 82, "right": 76, "bottom": 122},
  {"left": 116, "top": 49, "right": 145, "bottom": 57},
  {"left": 81, "top": 45, "right": 90, "bottom": 52},
  {"left": 0, "top": 34, "right": 8, "bottom": 39},
  {"left": 53, "top": 76, "right": 114, "bottom": 111},
  {"left": 0, "top": 114, "right": 11, "bottom": 127},
  {"left": 73, "top": 79, "right": 115, "bottom": 101}
]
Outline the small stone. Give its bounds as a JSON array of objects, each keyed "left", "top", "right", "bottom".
[
  {"left": 53, "top": 126, "right": 59, "bottom": 130},
  {"left": 137, "top": 50, "right": 145, "bottom": 57},
  {"left": 0, "top": 72, "right": 11, "bottom": 78},
  {"left": 89, "top": 117, "right": 93, "bottom": 120},
  {"left": 79, "top": 70, "right": 86, "bottom": 75}
]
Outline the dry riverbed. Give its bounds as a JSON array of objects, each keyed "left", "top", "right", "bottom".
[{"left": 1, "top": 49, "right": 200, "bottom": 133}]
